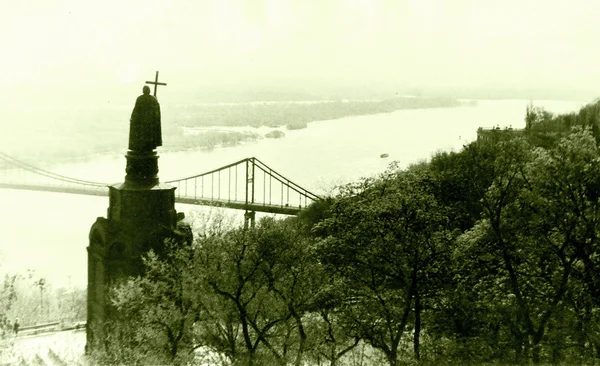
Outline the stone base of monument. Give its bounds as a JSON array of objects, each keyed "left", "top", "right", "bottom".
[
  {"left": 86, "top": 151, "right": 191, "bottom": 353},
  {"left": 125, "top": 150, "right": 159, "bottom": 186},
  {"left": 106, "top": 183, "right": 178, "bottom": 237}
]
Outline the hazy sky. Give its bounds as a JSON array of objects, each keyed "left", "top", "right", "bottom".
[{"left": 2, "top": 0, "right": 599, "bottom": 104}]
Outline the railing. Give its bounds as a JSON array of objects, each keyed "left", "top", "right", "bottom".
[
  {"left": 0, "top": 153, "right": 320, "bottom": 215},
  {"left": 17, "top": 320, "right": 86, "bottom": 336},
  {"left": 165, "top": 157, "right": 320, "bottom": 214}
]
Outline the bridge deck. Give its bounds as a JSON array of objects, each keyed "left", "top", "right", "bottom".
[
  {"left": 0, "top": 182, "right": 303, "bottom": 215},
  {"left": 0, "top": 155, "right": 320, "bottom": 215}
]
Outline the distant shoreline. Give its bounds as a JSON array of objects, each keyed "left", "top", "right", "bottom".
[
  {"left": 4, "top": 96, "right": 470, "bottom": 165},
  {"left": 174, "top": 96, "right": 468, "bottom": 129}
]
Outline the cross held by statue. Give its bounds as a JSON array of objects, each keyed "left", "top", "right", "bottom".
[{"left": 146, "top": 71, "right": 167, "bottom": 97}]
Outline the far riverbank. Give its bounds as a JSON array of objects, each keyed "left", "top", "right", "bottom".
[{"left": 1, "top": 96, "right": 466, "bottom": 165}]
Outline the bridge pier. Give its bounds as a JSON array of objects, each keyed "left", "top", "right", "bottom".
[{"left": 244, "top": 210, "right": 256, "bottom": 229}]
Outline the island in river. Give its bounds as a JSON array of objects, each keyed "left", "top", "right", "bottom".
[{"left": 1, "top": 96, "right": 467, "bottom": 164}]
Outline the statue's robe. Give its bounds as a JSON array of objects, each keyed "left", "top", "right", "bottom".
[{"left": 129, "top": 94, "right": 162, "bottom": 151}]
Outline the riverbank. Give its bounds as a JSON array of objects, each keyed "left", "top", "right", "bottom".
[
  {"left": 1, "top": 96, "right": 467, "bottom": 165},
  {"left": 174, "top": 96, "right": 465, "bottom": 128}
]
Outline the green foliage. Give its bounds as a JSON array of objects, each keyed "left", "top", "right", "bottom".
[
  {"left": 92, "top": 239, "right": 198, "bottom": 365},
  {"left": 1, "top": 270, "right": 86, "bottom": 334},
  {"left": 176, "top": 97, "right": 462, "bottom": 130},
  {"left": 0, "top": 274, "right": 16, "bottom": 339},
  {"left": 197, "top": 217, "right": 331, "bottom": 365},
  {"left": 167, "top": 129, "right": 260, "bottom": 151},
  {"left": 315, "top": 167, "right": 455, "bottom": 365},
  {"left": 286, "top": 121, "right": 308, "bottom": 130},
  {"left": 440, "top": 128, "right": 600, "bottom": 364},
  {"left": 428, "top": 142, "right": 497, "bottom": 231},
  {"left": 264, "top": 129, "right": 285, "bottom": 138},
  {"left": 297, "top": 196, "right": 334, "bottom": 236},
  {"left": 522, "top": 99, "right": 600, "bottom": 148},
  {"left": 96, "top": 214, "right": 362, "bottom": 365}
]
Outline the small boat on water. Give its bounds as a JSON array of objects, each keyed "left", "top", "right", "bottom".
[{"left": 380, "top": 153, "right": 389, "bottom": 158}]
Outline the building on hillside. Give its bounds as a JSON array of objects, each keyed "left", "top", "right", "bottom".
[{"left": 476, "top": 126, "right": 527, "bottom": 142}]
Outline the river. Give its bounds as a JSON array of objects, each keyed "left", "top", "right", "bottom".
[{"left": 0, "top": 99, "right": 587, "bottom": 288}]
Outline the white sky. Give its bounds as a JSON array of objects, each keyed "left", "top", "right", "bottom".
[{"left": 1, "top": 0, "right": 599, "bottom": 104}]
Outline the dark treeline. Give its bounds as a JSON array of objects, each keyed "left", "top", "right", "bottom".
[
  {"left": 176, "top": 96, "right": 463, "bottom": 129},
  {"left": 91, "top": 100, "right": 600, "bottom": 365}
]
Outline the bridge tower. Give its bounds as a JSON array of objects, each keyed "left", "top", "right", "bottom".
[
  {"left": 244, "top": 157, "right": 256, "bottom": 229},
  {"left": 86, "top": 74, "right": 190, "bottom": 352}
]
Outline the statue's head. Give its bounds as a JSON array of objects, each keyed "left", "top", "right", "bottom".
[{"left": 142, "top": 85, "right": 151, "bottom": 95}]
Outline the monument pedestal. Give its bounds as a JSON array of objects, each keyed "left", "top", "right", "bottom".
[
  {"left": 86, "top": 151, "right": 189, "bottom": 351},
  {"left": 125, "top": 150, "right": 159, "bottom": 186}
]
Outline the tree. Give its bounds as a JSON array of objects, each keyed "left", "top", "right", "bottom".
[
  {"left": 524, "top": 128, "right": 600, "bottom": 361},
  {"left": 92, "top": 212, "right": 351, "bottom": 365},
  {"left": 0, "top": 274, "right": 16, "bottom": 338},
  {"left": 307, "top": 281, "right": 361, "bottom": 366},
  {"left": 198, "top": 217, "right": 327, "bottom": 365},
  {"left": 429, "top": 141, "right": 498, "bottom": 231},
  {"left": 316, "top": 167, "right": 454, "bottom": 365},
  {"left": 453, "top": 130, "right": 600, "bottom": 363},
  {"left": 525, "top": 102, "right": 554, "bottom": 131},
  {"left": 97, "top": 239, "right": 200, "bottom": 365}
]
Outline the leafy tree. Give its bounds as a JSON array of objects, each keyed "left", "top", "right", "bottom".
[
  {"left": 429, "top": 141, "right": 498, "bottom": 231},
  {"left": 525, "top": 102, "right": 555, "bottom": 131},
  {"left": 307, "top": 281, "right": 361, "bottom": 366},
  {"left": 0, "top": 274, "right": 16, "bottom": 338},
  {"left": 198, "top": 217, "right": 327, "bottom": 365},
  {"left": 576, "top": 100, "right": 600, "bottom": 142},
  {"left": 316, "top": 167, "right": 454, "bottom": 365},
  {"left": 93, "top": 213, "right": 344, "bottom": 365},
  {"left": 453, "top": 130, "right": 600, "bottom": 363},
  {"left": 526, "top": 128, "right": 600, "bottom": 360},
  {"left": 94, "top": 239, "right": 200, "bottom": 365}
]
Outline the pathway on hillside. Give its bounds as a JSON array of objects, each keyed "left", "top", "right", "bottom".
[{"left": 3, "top": 330, "right": 86, "bottom": 365}]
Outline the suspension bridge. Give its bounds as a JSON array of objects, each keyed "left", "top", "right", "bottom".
[{"left": 0, "top": 152, "right": 321, "bottom": 215}]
